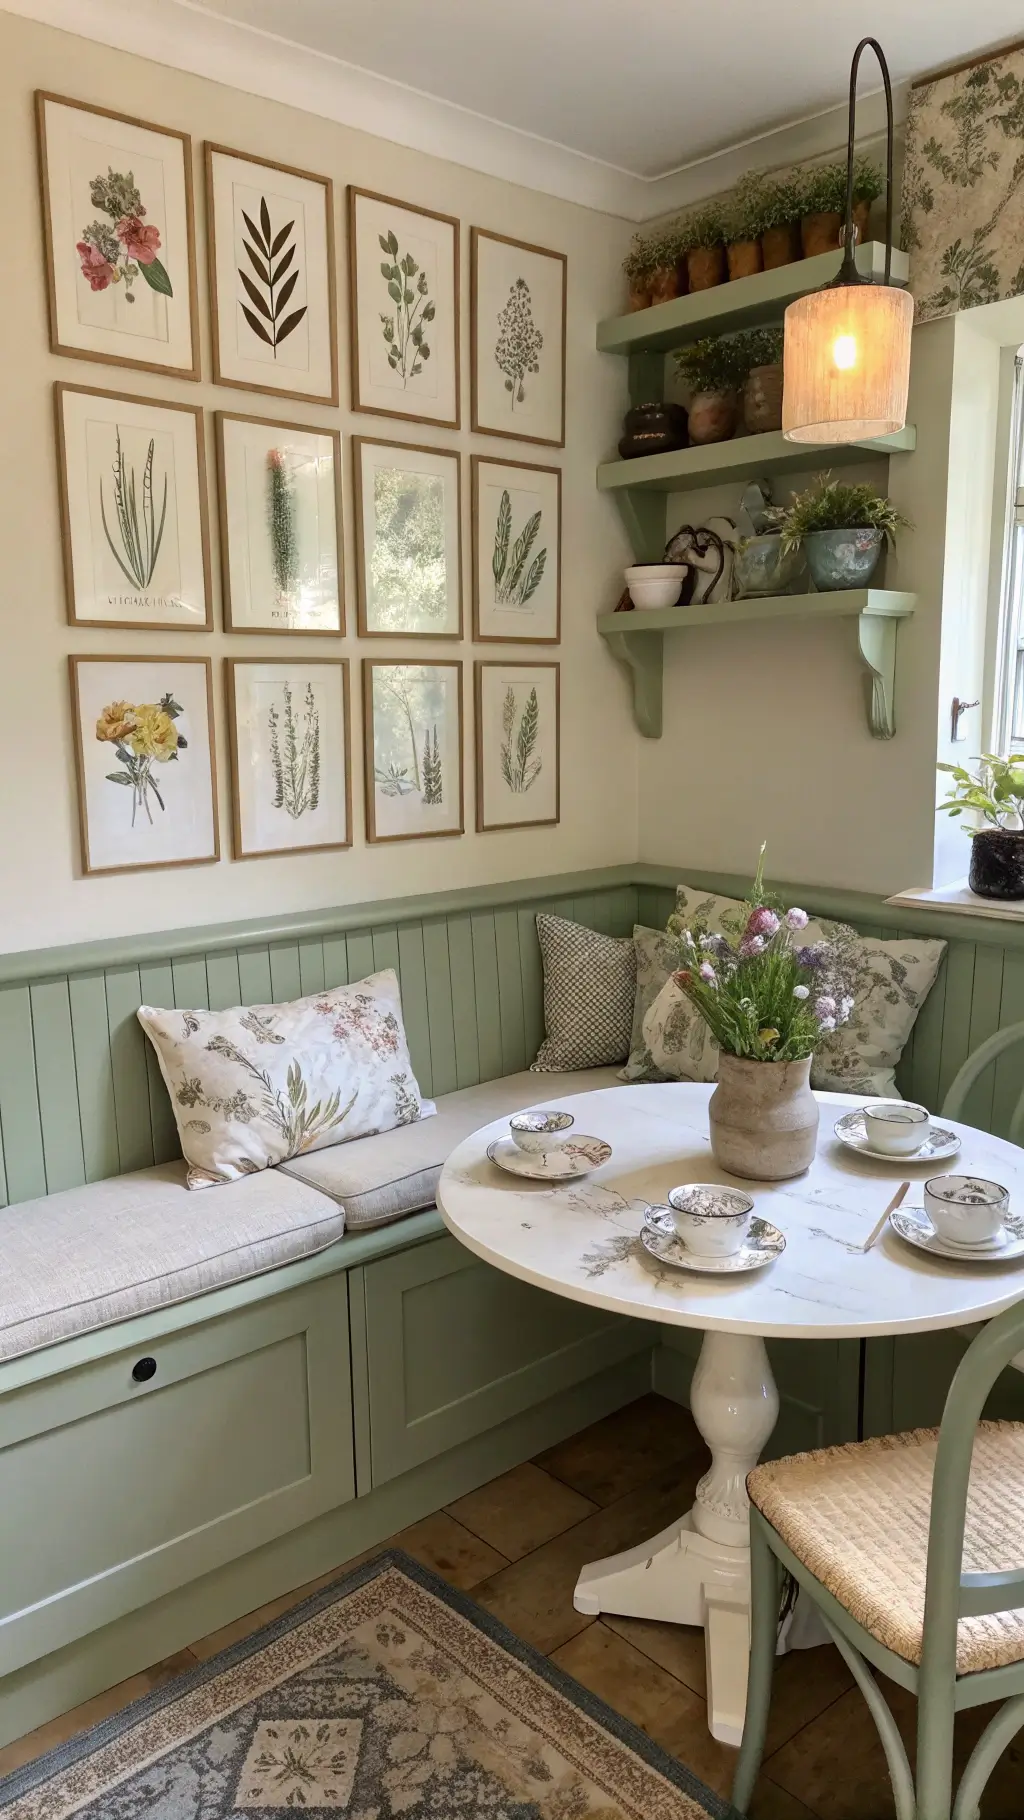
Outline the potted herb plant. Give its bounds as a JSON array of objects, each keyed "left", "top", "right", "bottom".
[
  {"left": 673, "top": 334, "right": 748, "bottom": 444},
  {"left": 682, "top": 205, "right": 727, "bottom": 292},
  {"left": 799, "top": 160, "right": 847, "bottom": 257},
  {"left": 851, "top": 154, "right": 884, "bottom": 243},
  {"left": 723, "top": 191, "right": 764, "bottom": 282},
  {"left": 738, "top": 325, "right": 784, "bottom": 433},
  {"left": 623, "top": 233, "right": 658, "bottom": 311},
  {"left": 733, "top": 171, "right": 803, "bottom": 270},
  {"left": 937, "top": 756, "right": 1024, "bottom": 899},
  {"left": 764, "top": 475, "right": 910, "bottom": 591}
]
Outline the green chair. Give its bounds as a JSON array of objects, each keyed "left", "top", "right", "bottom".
[
  {"left": 731, "top": 1297, "right": 1024, "bottom": 1820},
  {"left": 941, "top": 1021, "right": 1024, "bottom": 1143}
]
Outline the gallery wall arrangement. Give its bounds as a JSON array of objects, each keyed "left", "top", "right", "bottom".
[{"left": 33, "top": 88, "right": 568, "bottom": 876}]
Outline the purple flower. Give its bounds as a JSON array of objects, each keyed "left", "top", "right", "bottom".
[
  {"left": 786, "top": 907, "right": 809, "bottom": 930},
  {"left": 795, "top": 944, "right": 825, "bottom": 970},
  {"left": 746, "top": 907, "right": 779, "bottom": 938},
  {"left": 815, "top": 996, "right": 837, "bottom": 1021},
  {"left": 738, "top": 933, "right": 766, "bottom": 959},
  {"left": 705, "top": 932, "right": 732, "bottom": 959},
  {"left": 699, "top": 960, "right": 717, "bottom": 985}
]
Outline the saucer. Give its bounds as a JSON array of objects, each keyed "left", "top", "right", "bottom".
[
  {"left": 890, "top": 1203, "right": 1024, "bottom": 1264},
  {"left": 641, "top": 1205, "right": 786, "bottom": 1275},
  {"left": 486, "top": 1134, "right": 612, "bottom": 1181},
  {"left": 833, "top": 1110, "right": 961, "bottom": 1163}
]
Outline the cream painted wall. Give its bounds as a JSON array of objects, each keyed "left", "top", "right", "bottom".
[{"left": 0, "top": 9, "right": 635, "bottom": 952}]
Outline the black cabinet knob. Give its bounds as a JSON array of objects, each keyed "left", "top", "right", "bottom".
[{"left": 132, "top": 1356, "right": 157, "bottom": 1383}]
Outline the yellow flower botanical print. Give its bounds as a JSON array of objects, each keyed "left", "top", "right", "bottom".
[
  {"left": 128, "top": 703, "right": 180, "bottom": 762},
  {"left": 95, "top": 700, "right": 137, "bottom": 744},
  {"left": 96, "top": 692, "right": 187, "bottom": 827}
]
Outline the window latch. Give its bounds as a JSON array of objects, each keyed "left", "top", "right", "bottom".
[{"left": 951, "top": 697, "right": 980, "bottom": 742}]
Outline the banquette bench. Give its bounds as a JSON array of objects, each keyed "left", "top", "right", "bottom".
[{"left": 3, "top": 862, "right": 1024, "bottom": 1747}]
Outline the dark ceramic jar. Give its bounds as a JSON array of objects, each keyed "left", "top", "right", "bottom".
[
  {"left": 618, "top": 401, "right": 688, "bottom": 460},
  {"left": 969, "top": 828, "right": 1024, "bottom": 900}
]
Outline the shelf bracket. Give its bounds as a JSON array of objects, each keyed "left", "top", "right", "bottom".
[
  {"left": 613, "top": 490, "right": 666, "bottom": 565},
  {"left": 603, "top": 627, "right": 663, "bottom": 737},
  {"left": 857, "top": 612, "right": 899, "bottom": 739}
]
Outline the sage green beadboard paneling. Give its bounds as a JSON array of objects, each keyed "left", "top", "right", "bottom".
[
  {"left": 237, "top": 946, "right": 272, "bottom": 1005},
  {"left": 298, "top": 939, "right": 326, "bottom": 998},
  {"left": 992, "top": 951, "right": 1024, "bottom": 1136},
  {"left": 170, "top": 956, "right": 209, "bottom": 1013},
  {"left": 0, "top": 985, "right": 45, "bottom": 1204},
  {"left": 205, "top": 952, "right": 242, "bottom": 1013},
  {"left": 961, "top": 942, "right": 1006, "bottom": 1131},
  {"left": 371, "top": 927, "right": 400, "bottom": 981},
  {"left": 268, "top": 942, "right": 302, "bottom": 1004},
  {"left": 517, "top": 907, "right": 545, "bottom": 1065},
  {"left": 345, "top": 931, "right": 375, "bottom": 986},
  {"left": 69, "top": 972, "right": 119, "bottom": 1184},
  {"left": 103, "top": 967, "right": 154, "bottom": 1175},
  {"left": 322, "top": 936, "right": 350, "bottom": 991},
  {"left": 934, "top": 939, "right": 978, "bottom": 1107},
  {"left": 447, "top": 915, "right": 480, "bottom": 1089},
  {"left": 138, "top": 963, "right": 179, "bottom": 1167},
  {"left": 396, "top": 924, "right": 432, "bottom": 1096},
  {"left": 471, "top": 913, "right": 503, "bottom": 1083},
  {"left": 494, "top": 909, "right": 527, "bottom": 1076},
  {"left": 420, "top": 921, "right": 457, "bottom": 1099},
  {"left": 29, "top": 979, "right": 85, "bottom": 1195}
]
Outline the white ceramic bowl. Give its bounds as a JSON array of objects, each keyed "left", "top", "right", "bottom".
[
  {"left": 508, "top": 1109, "right": 575, "bottom": 1154},
  {"left": 923, "top": 1174, "right": 1007, "bottom": 1246},
  {"left": 667, "top": 1183, "right": 754, "bottom": 1257},
  {"left": 625, "top": 565, "right": 683, "bottom": 611},
  {"left": 863, "top": 1100, "right": 931, "bottom": 1156}
]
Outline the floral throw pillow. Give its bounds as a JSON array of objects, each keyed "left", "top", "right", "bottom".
[
  {"left": 619, "top": 925, "right": 679, "bottom": 1082},
  {"left": 138, "top": 969, "right": 431, "bottom": 1188}
]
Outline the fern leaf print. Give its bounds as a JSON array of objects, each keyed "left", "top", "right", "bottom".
[
  {"left": 492, "top": 493, "right": 547, "bottom": 608},
  {"left": 238, "top": 198, "right": 307, "bottom": 358}
]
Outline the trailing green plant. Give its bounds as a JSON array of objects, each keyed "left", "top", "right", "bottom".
[
  {"left": 729, "top": 172, "right": 803, "bottom": 239},
  {"left": 763, "top": 475, "right": 911, "bottom": 553},
  {"left": 937, "top": 755, "right": 1024, "bottom": 832},
  {"left": 673, "top": 332, "right": 753, "bottom": 394},
  {"left": 680, "top": 204, "right": 726, "bottom": 249},
  {"left": 101, "top": 429, "right": 168, "bottom": 590},
  {"left": 622, "top": 230, "right": 662, "bottom": 280}
]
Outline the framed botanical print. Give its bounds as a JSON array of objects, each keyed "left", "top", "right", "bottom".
[
  {"left": 226, "top": 659, "right": 351, "bottom": 859},
  {"left": 472, "top": 456, "right": 561, "bottom": 643},
  {"left": 69, "top": 655, "right": 219, "bottom": 875},
  {"left": 216, "top": 413, "right": 342, "bottom": 634},
  {"left": 363, "top": 660, "right": 463, "bottom": 843},
  {"left": 36, "top": 92, "right": 199, "bottom": 380},
  {"left": 475, "top": 661, "right": 560, "bottom": 832},
  {"left": 471, "top": 228, "right": 567, "bottom": 447},
  {"left": 206, "top": 145, "right": 339, "bottom": 405},
  {"left": 354, "top": 438, "right": 461, "bottom": 638},
  {"left": 348, "top": 187, "right": 459, "bottom": 428},
  {"left": 56, "top": 383, "right": 211, "bottom": 631}
]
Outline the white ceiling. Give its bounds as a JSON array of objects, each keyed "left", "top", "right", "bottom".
[{"left": 189, "top": 0, "right": 1024, "bottom": 179}]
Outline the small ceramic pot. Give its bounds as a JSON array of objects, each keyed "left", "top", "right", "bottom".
[
  {"left": 924, "top": 1175, "right": 1007, "bottom": 1246},
  {"left": 969, "top": 829, "right": 1024, "bottom": 900},
  {"left": 804, "top": 527, "right": 883, "bottom": 591},
  {"left": 625, "top": 564, "right": 684, "bottom": 610},
  {"left": 801, "top": 210, "right": 844, "bottom": 257},
  {"left": 509, "top": 1109, "right": 574, "bottom": 1154},
  {"left": 863, "top": 1101, "right": 931, "bottom": 1156},
  {"left": 649, "top": 263, "right": 682, "bottom": 304},
  {"left": 687, "top": 244, "right": 727, "bottom": 291},
  {"left": 618, "top": 401, "right": 688, "bottom": 460},
  {"left": 709, "top": 1052, "right": 819, "bottom": 1181},
  {"left": 727, "top": 239, "right": 763, "bottom": 281},
  {"left": 743, "top": 363, "right": 784, "bottom": 433},
  {"left": 667, "top": 1184, "right": 754, "bottom": 1257},
  {"left": 733, "top": 533, "right": 806, "bottom": 599},
  {"left": 687, "top": 389, "right": 738, "bottom": 446},
  {"left": 761, "top": 221, "right": 802, "bottom": 269},
  {"left": 627, "top": 276, "right": 652, "bottom": 311}
]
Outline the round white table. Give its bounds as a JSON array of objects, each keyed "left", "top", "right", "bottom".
[{"left": 436, "top": 1082, "right": 1024, "bottom": 1745}]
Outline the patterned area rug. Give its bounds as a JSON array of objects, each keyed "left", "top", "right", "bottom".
[{"left": 0, "top": 1553, "right": 729, "bottom": 1819}]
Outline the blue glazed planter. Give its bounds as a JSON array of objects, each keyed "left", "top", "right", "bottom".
[{"left": 805, "top": 527, "right": 883, "bottom": 591}]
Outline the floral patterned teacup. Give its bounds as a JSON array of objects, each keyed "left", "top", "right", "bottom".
[
  {"left": 923, "top": 1175, "right": 1007, "bottom": 1246},
  {"left": 509, "top": 1110, "right": 575, "bottom": 1155},
  {"left": 667, "top": 1184, "right": 754, "bottom": 1257}
]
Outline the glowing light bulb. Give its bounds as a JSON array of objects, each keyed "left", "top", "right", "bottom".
[{"left": 832, "top": 334, "right": 858, "bottom": 371}]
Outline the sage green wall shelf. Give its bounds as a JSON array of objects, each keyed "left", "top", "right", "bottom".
[
  {"left": 597, "top": 242, "right": 910, "bottom": 357},
  {"left": 598, "top": 589, "right": 916, "bottom": 740}
]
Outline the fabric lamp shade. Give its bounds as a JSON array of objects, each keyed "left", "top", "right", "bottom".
[{"left": 782, "top": 282, "right": 914, "bottom": 443}]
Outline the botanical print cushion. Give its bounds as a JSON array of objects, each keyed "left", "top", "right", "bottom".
[
  {"left": 619, "top": 925, "right": 678, "bottom": 1082},
  {"left": 642, "top": 884, "right": 946, "bottom": 1097},
  {"left": 531, "top": 914, "right": 636, "bottom": 1072},
  {"left": 138, "top": 970, "right": 431, "bottom": 1189}
]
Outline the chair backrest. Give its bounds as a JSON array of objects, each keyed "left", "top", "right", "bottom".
[{"left": 942, "top": 1022, "right": 1024, "bottom": 1146}]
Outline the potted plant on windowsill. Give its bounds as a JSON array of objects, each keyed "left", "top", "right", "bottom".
[
  {"left": 764, "top": 475, "right": 910, "bottom": 590},
  {"left": 937, "top": 756, "right": 1024, "bottom": 900}
]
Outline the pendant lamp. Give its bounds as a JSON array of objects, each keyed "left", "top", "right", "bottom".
[{"left": 782, "top": 37, "right": 913, "bottom": 444}]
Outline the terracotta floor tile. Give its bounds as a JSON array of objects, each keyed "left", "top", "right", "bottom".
[
  {"left": 445, "top": 1462, "right": 597, "bottom": 1560},
  {"left": 0, "top": 1650, "right": 197, "bottom": 1777},
  {"left": 534, "top": 1393, "right": 706, "bottom": 1506},
  {"left": 387, "top": 1509, "right": 509, "bottom": 1590}
]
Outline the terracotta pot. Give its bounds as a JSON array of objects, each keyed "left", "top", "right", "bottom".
[
  {"left": 709, "top": 1052, "right": 819, "bottom": 1182},
  {"left": 687, "top": 389, "right": 738, "bottom": 445},
  {"left": 649, "top": 263, "right": 682, "bottom": 304},
  {"left": 761, "top": 221, "right": 802, "bottom": 269},
  {"left": 687, "top": 244, "right": 727, "bottom": 291},
  {"left": 743, "top": 362, "right": 784, "bottom": 434},
  {"left": 727, "top": 239, "right": 763, "bottom": 281},
  {"left": 674, "top": 256, "right": 691, "bottom": 296},
  {"left": 627, "top": 276, "right": 652, "bottom": 311},
  {"left": 801, "top": 210, "right": 844, "bottom": 258}
]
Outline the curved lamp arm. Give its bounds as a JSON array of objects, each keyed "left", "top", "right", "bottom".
[{"left": 839, "top": 35, "right": 895, "bottom": 288}]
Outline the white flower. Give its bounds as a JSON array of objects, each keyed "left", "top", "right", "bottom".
[
  {"left": 792, "top": 984, "right": 810, "bottom": 1000},
  {"left": 818, "top": 1016, "right": 837, "bottom": 1032},
  {"left": 786, "top": 907, "right": 809, "bottom": 930}
]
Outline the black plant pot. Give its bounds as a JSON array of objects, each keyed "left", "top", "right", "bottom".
[
  {"left": 969, "top": 828, "right": 1024, "bottom": 900},
  {"left": 618, "top": 401, "right": 688, "bottom": 460}
]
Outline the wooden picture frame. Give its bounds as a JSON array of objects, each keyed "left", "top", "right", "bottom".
[
  {"left": 69, "top": 654, "right": 220, "bottom": 876},
  {"left": 474, "top": 660, "right": 560, "bottom": 832},
  {"left": 353, "top": 436, "right": 463, "bottom": 639},
  {"left": 36, "top": 91, "right": 200, "bottom": 381},
  {"left": 205, "top": 144, "right": 339, "bottom": 406},
  {"left": 348, "top": 186, "right": 460, "bottom": 429},
  {"left": 471, "top": 454, "right": 561, "bottom": 644},
  {"left": 362, "top": 659, "right": 464, "bottom": 843},
  {"left": 471, "top": 227, "right": 567, "bottom": 448},
  {"left": 226, "top": 657, "right": 352, "bottom": 860},
  {"left": 55, "top": 381, "right": 212, "bottom": 632},
  {"left": 215, "top": 411, "right": 344, "bottom": 635}
]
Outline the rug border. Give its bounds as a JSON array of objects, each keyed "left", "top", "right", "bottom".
[{"left": 0, "top": 1548, "right": 734, "bottom": 1818}]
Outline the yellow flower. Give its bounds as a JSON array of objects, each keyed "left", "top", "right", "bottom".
[
  {"left": 95, "top": 700, "right": 137, "bottom": 744},
  {"left": 758, "top": 1027, "right": 780, "bottom": 1047},
  {"left": 128, "top": 703, "right": 179, "bottom": 762}
]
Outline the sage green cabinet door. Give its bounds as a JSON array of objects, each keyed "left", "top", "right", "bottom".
[
  {"left": 0, "top": 1275, "right": 354, "bottom": 1676},
  {"left": 358, "top": 1236, "right": 648, "bottom": 1485}
]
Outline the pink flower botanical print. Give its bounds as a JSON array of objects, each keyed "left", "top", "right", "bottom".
[{"left": 76, "top": 167, "right": 173, "bottom": 303}]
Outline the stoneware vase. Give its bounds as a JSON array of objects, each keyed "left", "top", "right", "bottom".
[
  {"left": 687, "top": 244, "right": 727, "bottom": 291},
  {"left": 733, "top": 533, "right": 806, "bottom": 599},
  {"left": 727, "top": 239, "right": 763, "bottom": 281},
  {"left": 761, "top": 222, "right": 802, "bottom": 269},
  {"left": 969, "top": 828, "right": 1024, "bottom": 900},
  {"left": 709, "top": 1052, "right": 819, "bottom": 1181},
  {"left": 743, "top": 363, "right": 784, "bottom": 433},
  {"left": 804, "top": 526, "right": 883, "bottom": 591},
  {"left": 687, "top": 389, "right": 738, "bottom": 445}
]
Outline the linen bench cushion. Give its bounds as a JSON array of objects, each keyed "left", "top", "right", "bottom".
[
  {"left": 747, "top": 1423, "right": 1024, "bottom": 1674},
  {"left": 278, "top": 1066, "right": 622, "bottom": 1230},
  {"left": 0, "top": 1165, "right": 344, "bottom": 1363}
]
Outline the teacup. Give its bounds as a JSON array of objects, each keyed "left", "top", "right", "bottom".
[
  {"left": 864, "top": 1100, "right": 931, "bottom": 1156},
  {"left": 667, "top": 1183, "right": 754, "bottom": 1258},
  {"left": 923, "top": 1174, "right": 1008, "bottom": 1247},
  {"left": 509, "top": 1109, "right": 574, "bottom": 1155}
]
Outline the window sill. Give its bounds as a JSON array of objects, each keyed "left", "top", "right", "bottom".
[{"left": 885, "top": 881, "right": 1024, "bottom": 922}]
